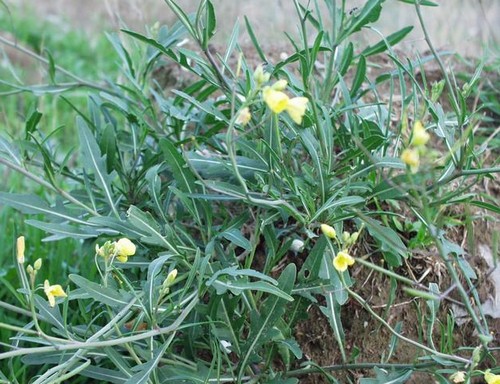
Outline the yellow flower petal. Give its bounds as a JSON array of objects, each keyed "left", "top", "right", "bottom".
[
  {"left": 116, "top": 255, "right": 129, "bottom": 263},
  {"left": 411, "top": 120, "right": 430, "bottom": 146},
  {"left": 263, "top": 87, "right": 289, "bottom": 114},
  {"left": 115, "top": 238, "right": 136, "bottom": 258},
  {"left": 485, "top": 370, "right": 500, "bottom": 384},
  {"left": 333, "top": 250, "right": 355, "bottom": 272},
  {"left": 285, "top": 97, "right": 308, "bottom": 124},
  {"left": 44, "top": 279, "right": 67, "bottom": 307}
]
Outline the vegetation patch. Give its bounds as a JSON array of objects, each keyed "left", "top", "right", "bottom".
[{"left": 0, "top": 1, "right": 498, "bottom": 383}]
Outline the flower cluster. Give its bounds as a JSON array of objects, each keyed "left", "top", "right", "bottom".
[
  {"left": 400, "top": 120, "right": 430, "bottom": 173},
  {"left": 96, "top": 238, "right": 136, "bottom": 263},
  {"left": 320, "top": 224, "right": 361, "bottom": 272}
]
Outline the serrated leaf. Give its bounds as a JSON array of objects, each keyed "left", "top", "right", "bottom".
[{"left": 69, "top": 274, "right": 132, "bottom": 308}]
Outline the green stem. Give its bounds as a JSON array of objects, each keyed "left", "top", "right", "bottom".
[
  {"left": 0, "top": 157, "right": 100, "bottom": 216},
  {"left": 0, "top": 294, "right": 198, "bottom": 361},
  {"left": 286, "top": 361, "right": 451, "bottom": 377}
]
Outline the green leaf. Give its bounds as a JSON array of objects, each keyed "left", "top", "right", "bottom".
[
  {"left": 398, "top": 0, "right": 438, "bottom": 6},
  {"left": 350, "top": 55, "right": 366, "bottom": 96},
  {"left": 339, "top": 0, "right": 385, "bottom": 41},
  {"left": 319, "top": 247, "right": 346, "bottom": 361},
  {"left": 211, "top": 279, "right": 293, "bottom": 301},
  {"left": 360, "top": 367, "right": 414, "bottom": 383},
  {"left": 127, "top": 205, "right": 179, "bottom": 254},
  {"left": 220, "top": 228, "right": 251, "bottom": 250},
  {"left": 26, "top": 220, "right": 99, "bottom": 241},
  {"left": 312, "top": 196, "right": 365, "bottom": 222},
  {"left": 124, "top": 343, "right": 170, "bottom": 384},
  {"left": 25, "top": 108, "right": 42, "bottom": 137},
  {"left": 361, "top": 216, "right": 407, "bottom": 266},
  {"left": 164, "top": 0, "right": 198, "bottom": 39},
  {"left": 145, "top": 255, "right": 173, "bottom": 315},
  {"left": 361, "top": 26, "right": 413, "bottom": 57},
  {"left": 34, "top": 296, "right": 65, "bottom": 331},
  {"left": 69, "top": 274, "right": 133, "bottom": 308},
  {"left": 202, "top": 0, "right": 216, "bottom": 47},
  {"left": 470, "top": 200, "right": 500, "bottom": 215},
  {"left": 0, "top": 193, "right": 89, "bottom": 225},
  {"left": 77, "top": 117, "right": 118, "bottom": 216},
  {"left": 239, "top": 264, "right": 296, "bottom": 380},
  {"left": 81, "top": 366, "right": 128, "bottom": 384},
  {"left": 244, "top": 16, "right": 266, "bottom": 62}
]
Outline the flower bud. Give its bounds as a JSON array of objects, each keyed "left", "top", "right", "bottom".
[
  {"left": 271, "top": 79, "right": 288, "bottom": 91},
  {"left": 26, "top": 265, "right": 34, "bottom": 275},
  {"left": 449, "top": 371, "right": 466, "bottom": 383},
  {"left": 401, "top": 148, "right": 420, "bottom": 173},
  {"left": 34, "top": 258, "right": 42, "bottom": 271},
  {"left": 236, "top": 107, "right": 251, "bottom": 126},
  {"left": 253, "top": 65, "right": 270, "bottom": 86},
  {"left": 16, "top": 236, "right": 25, "bottom": 264},
  {"left": 320, "top": 224, "right": 336, "bottom": 239},
  {"left": 410, "top": 121, "right": 430, "bottom": 147}
]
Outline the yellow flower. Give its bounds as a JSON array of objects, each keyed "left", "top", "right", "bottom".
[
  {"left": 333, "top": 250, "right": 355, "bottom": 272},
  {"left": 236, "top": 107, "right": 251, "bottom": 126},
  {"left": 320, "top": 224, "right": 337, "bottom": 239},
  {"left": 450, "top": 371, "right": 466, "bottom": 383},
  {"left": 401, "top": 148, "right": 419, "bottom": 173},
  {"left": 44, "top": 280, "right": 67, "bottom": 307},
  {"left": 411, "top": 120, "right": 430, "bottom": 146},
  {"left": 285, "top": 97, "right": 309, "bottom": 124},
  {"left": 263, "top": 86, "right": 289, "bottom": 113},
  {"left": 485, "top": 370, "right": 500, "bottom": 384},
  {"left": 115, "top": 238, "right": 136, "bottom": 263},
  {"left": 16, "top": 236, "right": 25, "bottom": 264},
  {"left": 262, "top": 82, "right": 309, "bottom": 124}
]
